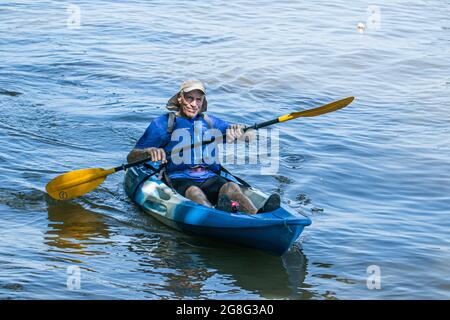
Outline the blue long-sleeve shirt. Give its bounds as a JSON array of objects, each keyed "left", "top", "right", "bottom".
[{"left": 134, "top": 113, "right": 230, "bottom": 181}]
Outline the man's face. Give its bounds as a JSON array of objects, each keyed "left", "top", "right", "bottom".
[{"left": 178, "top": 90, "right": 204, "bottom": 119}]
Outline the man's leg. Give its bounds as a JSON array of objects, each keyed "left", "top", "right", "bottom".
[
  {"left": 218, "top": 182, "right": 258, "bottom": 214},
  {"left": 185, "top": 186, "right": 213, "bottom": 208},
  {"left": 171, "top": 178, "right": 213, "bottom": 207}
]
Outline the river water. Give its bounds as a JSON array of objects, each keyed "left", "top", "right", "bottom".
[{"left": 1, "top": 0, "right": 449, "bottom": 299}]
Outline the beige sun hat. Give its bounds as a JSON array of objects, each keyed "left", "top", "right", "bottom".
[
  {"left": 166, "top": 79, "right": 208, "bottom": 112},
  {"left": 180, "top": 79, "right": 206, "bottom": 94}
]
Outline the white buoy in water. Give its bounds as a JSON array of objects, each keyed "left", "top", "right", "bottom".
[{"left": 357, "top": 22, "right": 365, "bottom": 34}]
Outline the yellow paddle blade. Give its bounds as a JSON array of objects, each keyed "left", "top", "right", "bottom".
[
  {"left": 278, "top": 96, "right": 354, "bottom": 123},
  {"left": 46, "top": 167, "right": 116, "bottom": 201}
]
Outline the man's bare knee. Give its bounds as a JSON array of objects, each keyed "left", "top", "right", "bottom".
[
  {"left": 185, "top": 186, "right": 204, "bottom": 198},
  {"left": 219, "top": 182, "right": 241, "bottom": 195},
  {"left": 184, "top": 186, "right": 212, "bottom": 207}
]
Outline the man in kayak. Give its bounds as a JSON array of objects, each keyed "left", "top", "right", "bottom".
[{"left": 127, "top": 79, "right": 280, "bottom": 214}]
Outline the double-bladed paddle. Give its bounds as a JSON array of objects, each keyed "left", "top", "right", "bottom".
[{"left": 46, "top": 96, "right": 354, "bottom": 200}]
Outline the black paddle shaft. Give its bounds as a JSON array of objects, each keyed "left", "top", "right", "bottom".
[
  {"left": 246, "top": 118, "right": 279, "bottom": 131},
  {"left": 118, "top": 116, "right": 281, "bottom": 173}
]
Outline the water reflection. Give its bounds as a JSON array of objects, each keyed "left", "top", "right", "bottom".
[
  {"left": 128, "top": 232, "right": 310, "bottom": 299},
  {"left": 44, "top": 199, "right": 311, "bottom": 299},
  {"left": 45, "top": 200, "right": 111, "bottom": 255}
]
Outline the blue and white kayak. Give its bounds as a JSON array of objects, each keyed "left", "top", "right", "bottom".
[{"left": 124, "top": 165, "right": 311, "bottom": 256}]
